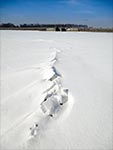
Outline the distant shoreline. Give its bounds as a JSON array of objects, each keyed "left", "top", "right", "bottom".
[{"left": 0, "top": 27, "right": 113, "bottom": 32}]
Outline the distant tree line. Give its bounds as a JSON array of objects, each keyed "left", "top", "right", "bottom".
[
  {"left": 0, "top": 23, "right": 88, "bottom": 28},
  {"left": 0, "top": 23, "right": 16, "bottom": 27},
  {"left": 0, "top": 23, "right": 113, "bottom": 32}
]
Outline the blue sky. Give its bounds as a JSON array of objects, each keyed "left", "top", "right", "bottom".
[{"left": 0, "top": 0, "right": 113, "bottom": 27}]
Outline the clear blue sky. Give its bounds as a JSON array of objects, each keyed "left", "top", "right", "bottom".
[{"left": 0, "top": 0, "right": 113, "bottom": 27}]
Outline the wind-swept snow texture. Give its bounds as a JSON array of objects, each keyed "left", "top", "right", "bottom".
[{"left": 0, "top": 30, "right": 112, "bottom": 150}]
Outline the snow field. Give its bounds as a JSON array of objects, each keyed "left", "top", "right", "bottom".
[{"left": 1, "top": 31, "right": 112, "bottom": 149}]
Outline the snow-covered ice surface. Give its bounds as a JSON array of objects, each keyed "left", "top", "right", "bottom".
[{"left": 0, "top": 30, "right": 112, "bottom": 150}]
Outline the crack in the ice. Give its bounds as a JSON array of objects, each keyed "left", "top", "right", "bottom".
[{"left": 29, "top": 50, "right": 69, "bottom": 137}]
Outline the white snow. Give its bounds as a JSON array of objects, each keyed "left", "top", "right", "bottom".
[{"left": 0, "top": 30, "right": 112, "bottom": 150}]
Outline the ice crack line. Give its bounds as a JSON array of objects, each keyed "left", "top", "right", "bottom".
[{"left": 30, "top": 50, "right": 72, "bottom": 137}]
